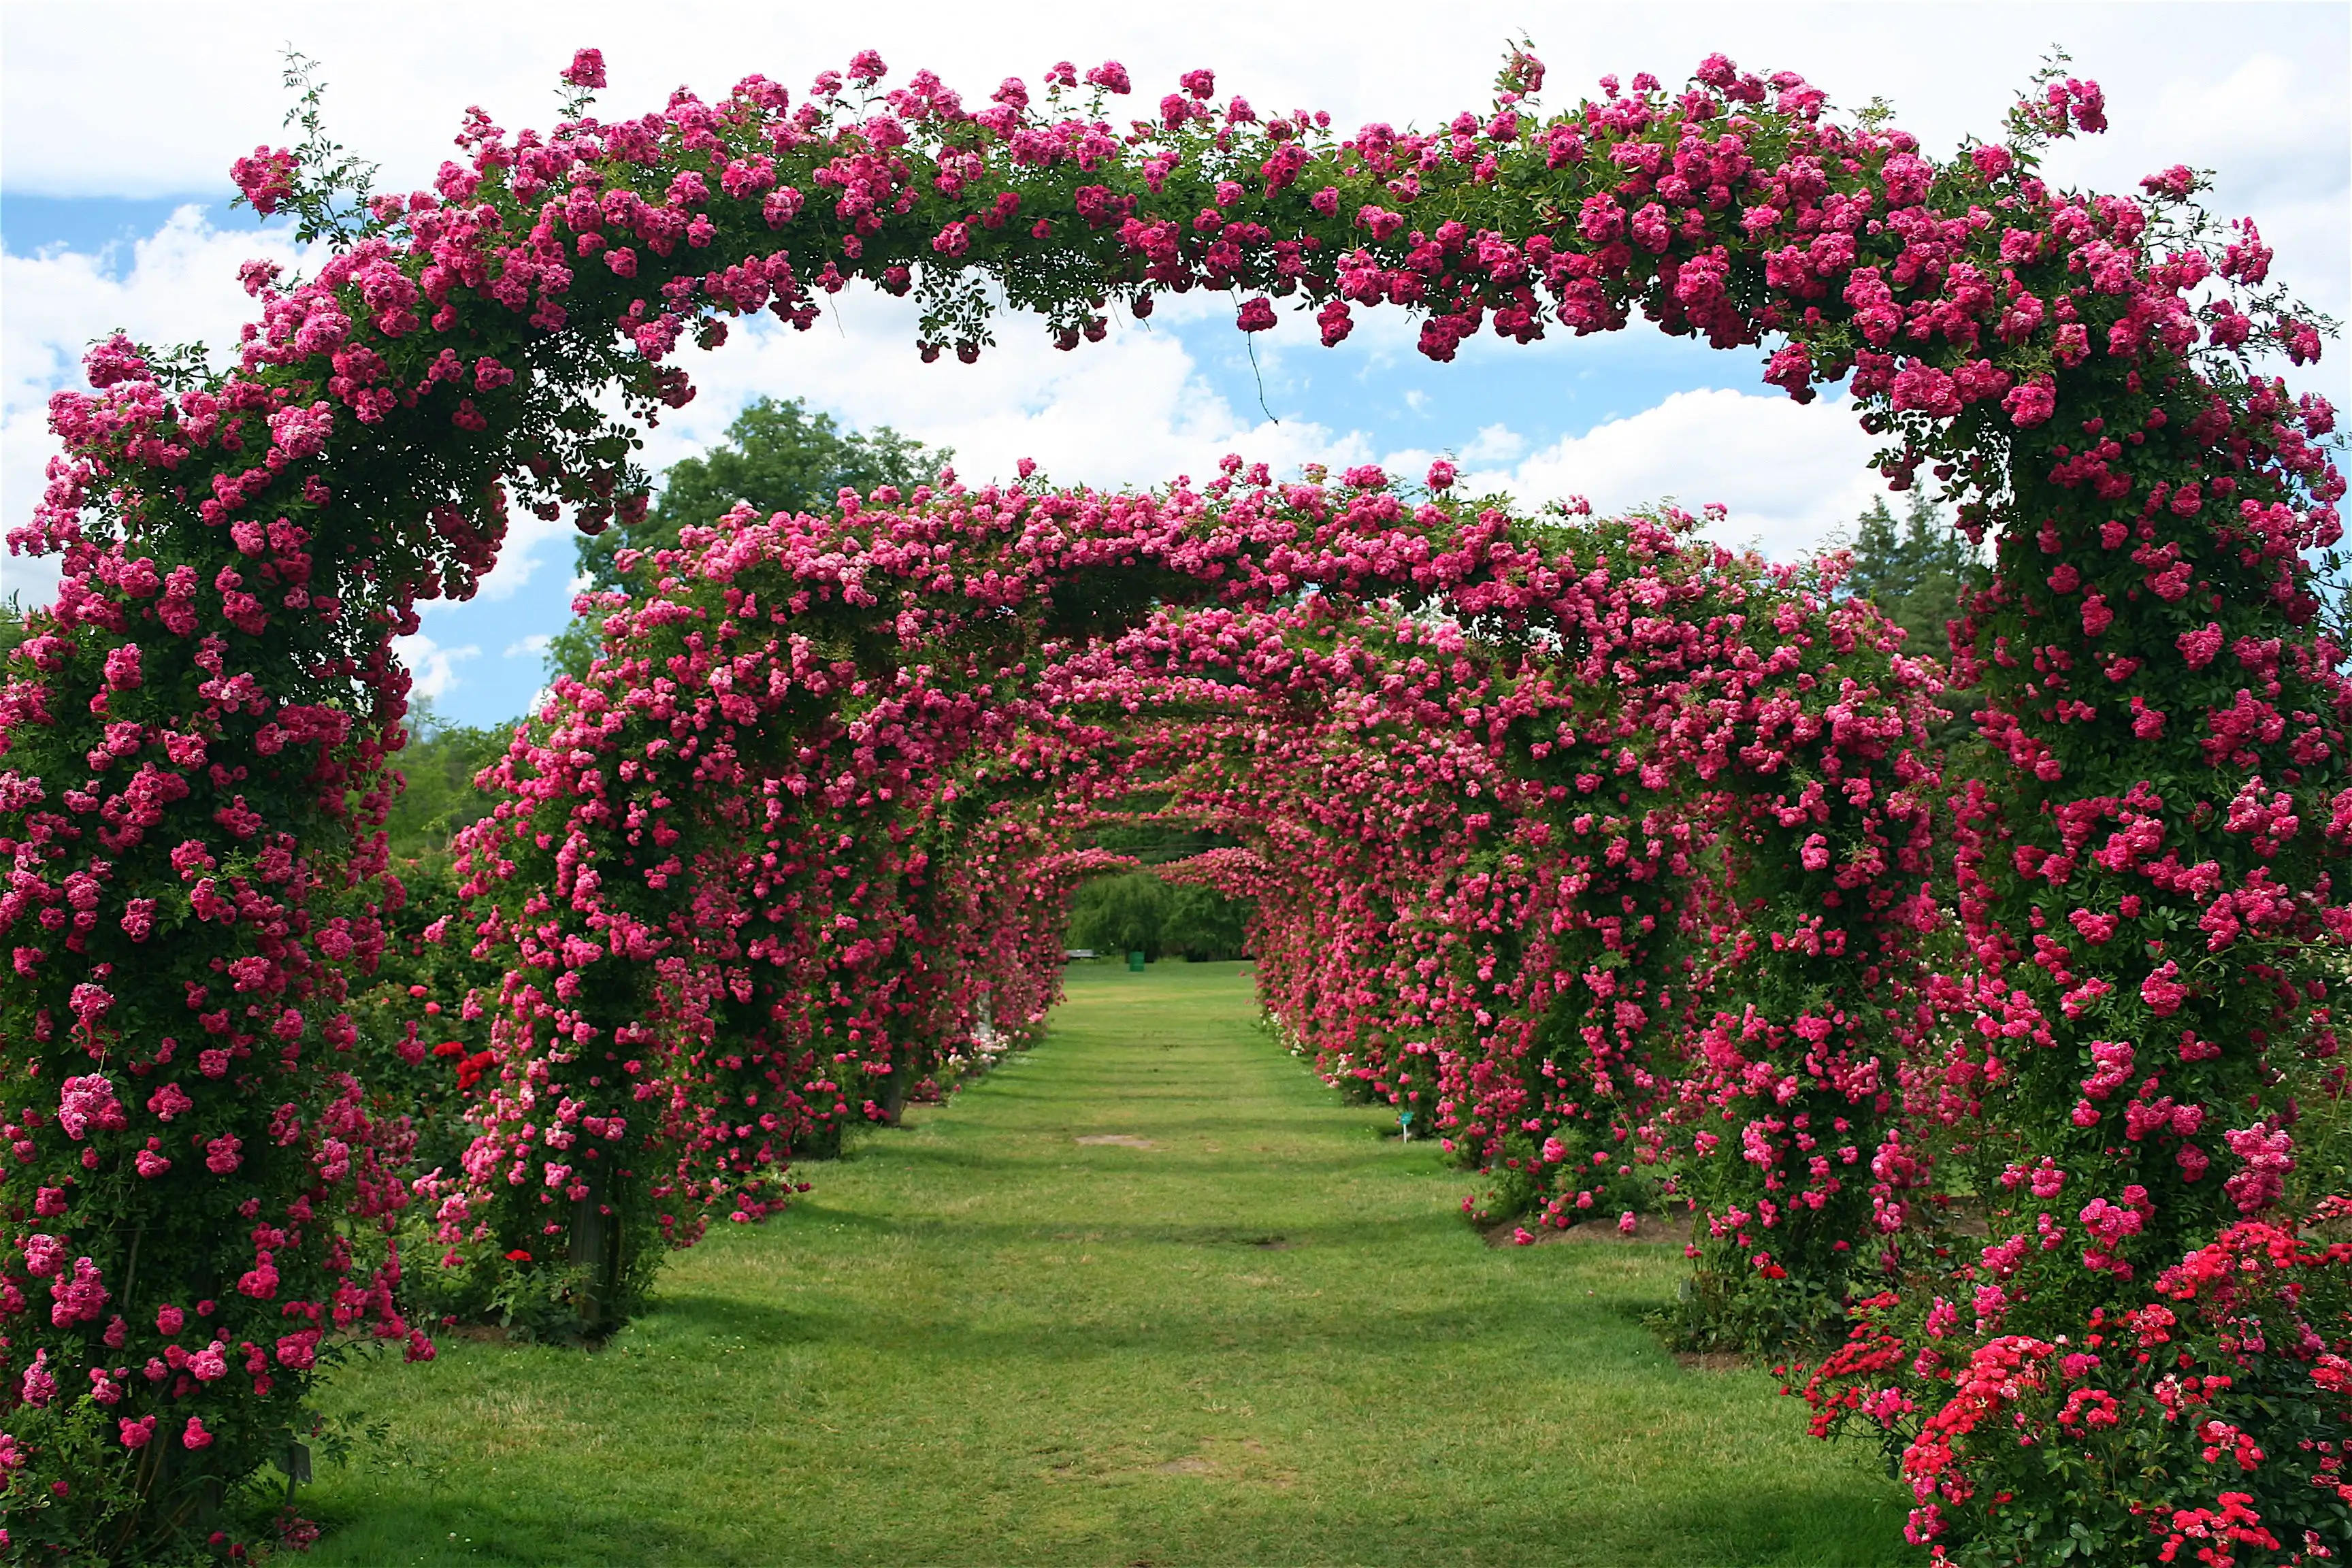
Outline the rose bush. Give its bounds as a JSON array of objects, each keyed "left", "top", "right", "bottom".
[{"left": 1805, "top": 1209, "right": 2351, "bottom": 1562}]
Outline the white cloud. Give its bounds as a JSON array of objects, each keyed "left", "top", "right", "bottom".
[
  {"left": 459, "top": 504, "right": 575, "bottom": 604},
  {"left": 636, "top": 292, "right": 1371, "bottom": 496},
  {"left": 0, "top": 555, "right": 58, "bottom": 610},
  {"left": 2044, "top": 51, "right": 2348, "bottom": 320},
  {"left": 0, "top": 5, "right": 2332, "bottom": 208},
  {"left": 0, "top": 206, "right": 1380, "bottom": 618},
  {"left": 3, "top": 206, "right": 320, "bottom": 606},
  {"left": 3, "top": 2, "right": 2338, "bottom": 332},
  {"left": 1, "top": 205, "right": 311, "bottom": 418},
  {"left": 1480, "top": 388, "right": 1886, "bottom": 561},
  {"left": 503, "top": 634, "right": 551, "bottom": 659},
  {"left": 392, "top": 633, "right": 480, "bottom": 701},
  {"left": 0, "top": 208, "right": 594, "bottom": 611},
  {"left": 1460, "top": 423, "right": 1526, "bottom": 466}
]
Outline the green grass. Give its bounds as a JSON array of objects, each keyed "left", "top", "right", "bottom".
[{"left": 304, "top": 961, "right": 1910, "bottom": 1566}]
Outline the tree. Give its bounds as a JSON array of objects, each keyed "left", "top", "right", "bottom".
[
  {"left": 1160, "top": 881, "right": 1253, "bottom": 960},
  {"left": 1842, "top": 491, "right": 1981, "bottom": 660},
  {"left": 1066, "top": 872, "right": 1171, "bottom": 957},
  {"left": 549, "top": 398, "right": 947, "bottom": 677},
  {"left": 1065, "top": 870, "right": 1252, "bottom": 960},
  {"left": 575, "top": 397, "right": 946, "bottom": 593},
  {"left": 0, "top": 596, "right": 32, "bottom": 666},
  {"left": 1083, "top": 815, "right": 1237, "bottom": 866},
  {"left": 382, "top": 702, "right": 510, "bottom": 862},
  {"left": 1845, "top": 495, "right": 1904, "bottom": 608}
]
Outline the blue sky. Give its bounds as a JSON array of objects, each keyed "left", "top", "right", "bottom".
[
  {"left": 1, "top": 195, "right": 226, "bottom": 256},
  {"left": 5, "top": 2, "right": 2345, "bottom": 727}
]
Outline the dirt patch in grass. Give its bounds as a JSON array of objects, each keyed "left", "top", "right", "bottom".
[
  {"left": 1482, "top": 1213, "right": 1682, "bottom": 1246},
  {"left": 1075, "top": 1134, "right": 1156, "bottom": 1149},
  {"left": 1138, "top": 1437, "right": 1296, "bottom": 1487},
  {"left": 1201, "top": 1230, "right": 1294, "bottom": 1250},
  {"left": 446, "top": 1324, "right": 512, "bottom": 1345},
  {"left": 1560, "top": 1214, "right": 1682, "bottom": 1245},
  {"left": 1929, "top": 1201, "right": 1993, "bottom": 1238}
]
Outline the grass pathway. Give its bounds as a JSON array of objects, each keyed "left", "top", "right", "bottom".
[{"left": 308, "top": 961, "right": 1908, "bottom": 1566}]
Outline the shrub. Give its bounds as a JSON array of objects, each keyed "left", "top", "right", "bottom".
[{"left": 1803, "top": 1209, "right": 2351, "bottom": 1563}]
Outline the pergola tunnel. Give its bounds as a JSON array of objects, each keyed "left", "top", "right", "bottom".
[
  {"left": 1, "top": 36, "right": 2345, "bottom": 1565},
  {"left": 447, "top": 485, "right": 1940, "bottom": 1331}
]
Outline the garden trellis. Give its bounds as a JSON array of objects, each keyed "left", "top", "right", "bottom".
[{"left": 1, "top": 39, "right": 2345, "bottom": 1563}]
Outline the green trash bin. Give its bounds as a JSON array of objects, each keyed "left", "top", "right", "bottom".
[{"left": 1127, "top": 950, "right": 1146, "bottom": 973}]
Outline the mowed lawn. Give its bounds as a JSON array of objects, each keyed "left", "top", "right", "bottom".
[{"left": 304, "top": 961, "right": 1910, "bottom": 1566}]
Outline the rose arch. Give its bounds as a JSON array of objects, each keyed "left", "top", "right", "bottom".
[{"left": 1, "top": 39, "right": 2345, "bottom": 1562}]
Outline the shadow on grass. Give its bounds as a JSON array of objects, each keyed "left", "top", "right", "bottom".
[
  {"left": 753, "top": 1205, "right": 1486, "bottom": 1256},
  {"left": 1645, "top": 1481, "right": 1912, "bottom": 1566},
  {"left": 848, "top": 1144, "right": 1458, "bottom": 1187},
  {"left": 633, "top": 1271, "right": 1688, "bottom": 1375},
  {"left": 621, "top": 1291, "right": 820, "bottom": 1348},
  {"left": 308, "top": 1492, "right": 740, "bottom": 1568}
]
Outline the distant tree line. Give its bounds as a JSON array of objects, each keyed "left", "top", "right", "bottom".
[
  {"left": 1841, "top": 490, "right": 1980, "bottom": 661},
  {"left": 383, "top": 704, "right": 508, "bottom": 863},
  {"left": 1841, "top": 491, "right": 1987, "bottom": 759},
  {"left": 1065, "top": 871, "right": 1254, "bottom": 962}
]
